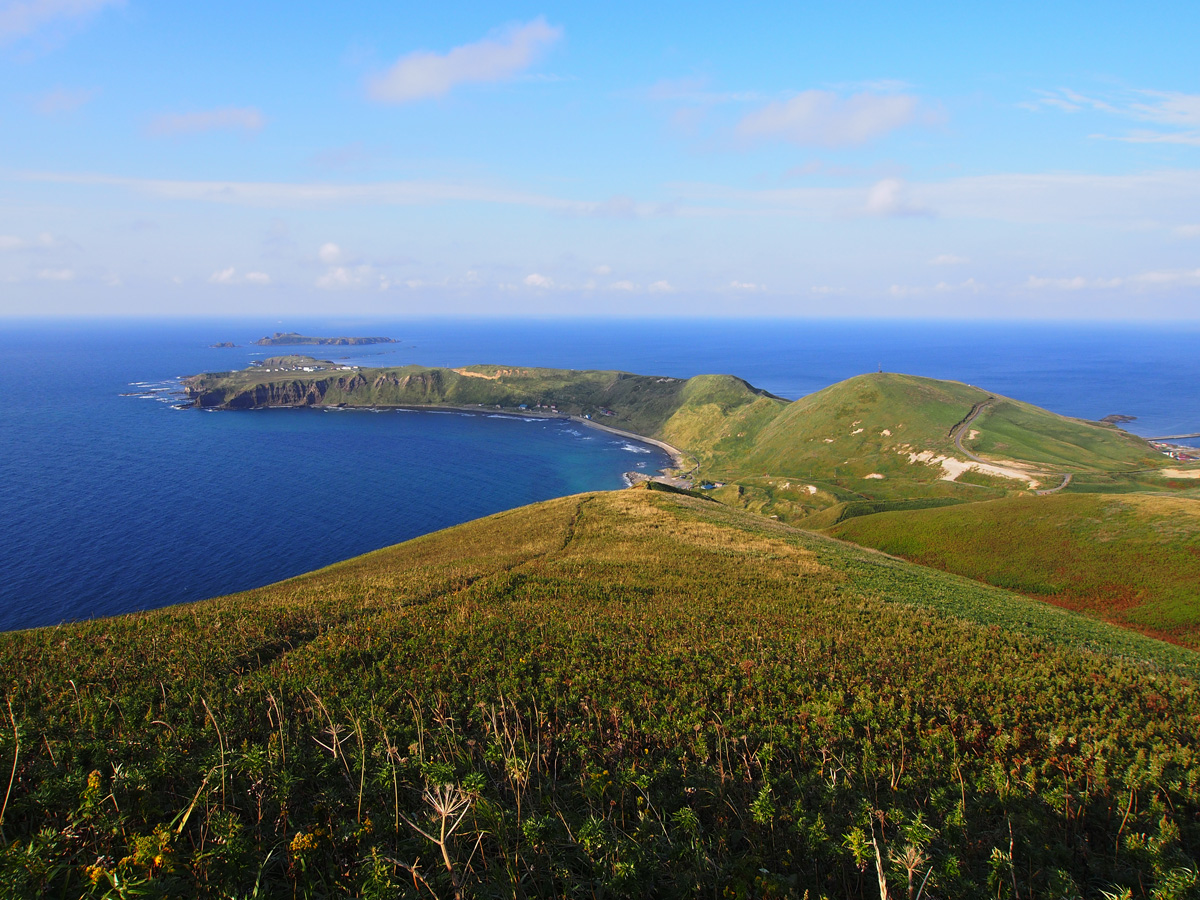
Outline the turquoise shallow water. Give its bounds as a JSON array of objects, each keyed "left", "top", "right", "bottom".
[{"left": 1, "top": 316, "right": 1198, "bottom": 632}]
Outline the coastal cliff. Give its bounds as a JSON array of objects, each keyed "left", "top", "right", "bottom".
[{"left": 181, "top": 359, "right": 1172, "bottom": 521}]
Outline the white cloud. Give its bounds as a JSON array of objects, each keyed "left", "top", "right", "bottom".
[
  {"left": 1132, "top": 267, "right": 1200, "bottom": 287},
  {"left": 889, "top": 278, "right": 983, "bottom": 298},
  {"left": 648, "top": 280, "right": 675, "bottom": 293},
  {"left": 34, "top": 86, "right": 97, "bottom": 115},
  {"left": 0, "top": 0, "right": 122, "bottom": 45},
  {"left": 935, "top": 278, "right": 982, "bottom": 293},
  {"left": 729, "top": 280, "right": 763, "bottom": 292},
  {"left": 737, "top": 90, "right": 923, "bottom": 147},
  {"left": 1176, "top": 225, "right": 1200, "bottom": 238},
  {"left": 210, "top": 267, "right": 271, "bottom": 285},
  {"left": 930, "top": 253, "right": 968, "bottom": 266},
  {"left": 866, "top": 178, "right": 932, "bottom": 217},
  {"left": 0, "top": 231, "right": 60, "bottom": 250},
  {"left": 37, "top": 267, "right": 73, "bottom": 280},
  {"left": 523, "top": 272, "right": 553, "bottom": 288},
  {"left": 316, "top": 265, "right": 377, "bottom": 290},
  {"left": 367, "top": 18, "right": 562, "bottom": 103},
  {"left": 148, "top": 107, "right": 264, "bottom": 137},
  {"left": 1025, "top": 275, "right": 1122, "bottom": 291},
  {"left": 318, "top": 242, "right": 342, "bottom": 264},
  {"left": 593, "top": 264, "right": 612, "bottom": 276},
  {"left": 810, "top": 285, "right": 846, "bottom": 294},
  {"left": 609, "top": 280, "right": 637, "bottom": 291}
]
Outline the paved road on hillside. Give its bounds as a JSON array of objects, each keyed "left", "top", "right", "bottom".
[
  {"left": 950, "top": 398, "right": 995, "bottom": 463},
  {"left": 950, "top": 397, "right": 1073, "bottom": 495}
]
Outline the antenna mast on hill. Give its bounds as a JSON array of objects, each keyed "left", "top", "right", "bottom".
[{"left": 877, "top": 363, "right": 882, "bottom": 373}]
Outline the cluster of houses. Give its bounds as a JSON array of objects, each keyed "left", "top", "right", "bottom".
[
  {"left": 250, "top": 360, "right": 356, "bottom": 375},
  {"left": 1152, "top": 442, "right": 1198, "bottom": 462}
]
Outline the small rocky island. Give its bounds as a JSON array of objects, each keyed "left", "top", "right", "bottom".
[
  {"left": 253, "top": 332, "right": 397, "bottom": 347},
  {"left": 209, "top": 341, "right": 237, "bottom": 348}
]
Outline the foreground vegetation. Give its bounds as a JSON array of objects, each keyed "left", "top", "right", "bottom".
[
  {"left": 827, "top": 492, "right": 1200, "bottom": 650},
  {"left": 2, "top": 487, "right": 1197, "bottom": 898}
]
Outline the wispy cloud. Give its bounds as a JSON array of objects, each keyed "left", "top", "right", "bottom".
[
  {"left": 210, "top": 267, "right": 271, "bottom": 285},
  {"left": 0, "top": 231, "right": 61, "bottom": 250},
  {"left": 737, "top": 89, "right": 927, "bottom": 148},
  {"left": 367, "top": 18, "right": 561, "bottom": 104},
  {"left": 644, "top": 77, "right": 759, "bottom": 105},
  {"left": 1025, "top": 275, "right": 1113, "bottom": 291},
  {"left": 25, "top": 167, "right": 1200, "bottom": 233},
  {"left": 889, "top": 278, "right": 982, "bottom": 298},
  {"left": 865, "top": 178, "right": 932, "bottom": 217},
  {"left": 316, "top": 265, "right": 379, "bottom": 290},
  {"left": 930, "top": 254, "right": 968, "bottom": 266},
  {"left": 21, "top": 170, "right": 673, "bottom": 217},
  {"left": 33, "top": 86, "right": 96, "bottom": 114},
  {"left": 0, "top": 0, "right": 122, "bottom": 46},
  {"left": 1026, "top": 86, "right": 1200, "bottom": 146},
  {"left": 148, "top": 107, "right": 264, "bottom": 137}
]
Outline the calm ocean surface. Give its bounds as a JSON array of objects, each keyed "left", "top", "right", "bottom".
[{"left": 2, "top": 317, "right": 1198, "bottom": 632}]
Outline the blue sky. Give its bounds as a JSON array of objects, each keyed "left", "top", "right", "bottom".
[{"left": 2, "top": 1, "right": 1199, "bottom": 318}]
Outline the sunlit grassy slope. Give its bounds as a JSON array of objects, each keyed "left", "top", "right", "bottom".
[
  {"left": 827, "top": 491, "right": 1200, "bottom": 650},
  {"left": 729, "top": 373, "right": 1164, "bottom": 483},
  {"left": 2, "top": 486, "right": 1197, "bottom": 897}
]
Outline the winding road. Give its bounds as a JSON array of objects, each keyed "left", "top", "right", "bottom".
[{"left": 949, "top": 397, "right": 1073, "bottom": 495}]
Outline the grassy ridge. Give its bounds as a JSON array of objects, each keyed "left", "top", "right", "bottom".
[
  {"left": 184, "top": 362, "right": 780, "bottom": 453},
  {"left": 828, "top": 492, "right": 1200, "bottom": 649},
  {"left": 184, "top": 365, "right": 1171, "bottom": 510},
  {"left": 2, "top": 488, "right": 1198, "bottom": 897},
  {"left": 968, "top": 397, "right": 1162, "bottom": 472}
]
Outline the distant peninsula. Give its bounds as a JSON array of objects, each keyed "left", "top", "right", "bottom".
[{"left": 253, "top": 331, "right": 397, "bottom": 346}]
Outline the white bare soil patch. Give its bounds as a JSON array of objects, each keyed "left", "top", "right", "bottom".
[
  {"left": 1160, "top": 468, "right": 1200, "bottom": 479},
  {"left": 864, "top": 473, "right": 885, "bottom": 480},
  {"left": 904, "top": 449, "right": 1041, "bottom": 489}
]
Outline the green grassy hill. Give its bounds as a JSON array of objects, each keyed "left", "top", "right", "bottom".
[
  {"left": 2, "top": 487, "right": 1197, "bottom": 898},
  {"left": 731, "top": 373, "right": 1165, "bottom": 487},
  {"left": 185, "top": 365, "right": 1170, "bottom": 517},
  {"left": 827, "top": 492, "right": 1200, "bottom": 650},
  {"left": 184, "top": 361, "right": 781, "bottom": 456}
]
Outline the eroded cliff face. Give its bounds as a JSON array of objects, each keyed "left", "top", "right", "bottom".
[
  {"left": 187, "top": 373, "right": 369, "bottom": 408},
  {"left": 369, "top": 370, "right": 447, "bottom": 398}
]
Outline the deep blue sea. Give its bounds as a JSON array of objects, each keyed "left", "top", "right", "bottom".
[{"left": 2, "top": 317, "right": 1199, "bottom": 633}]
